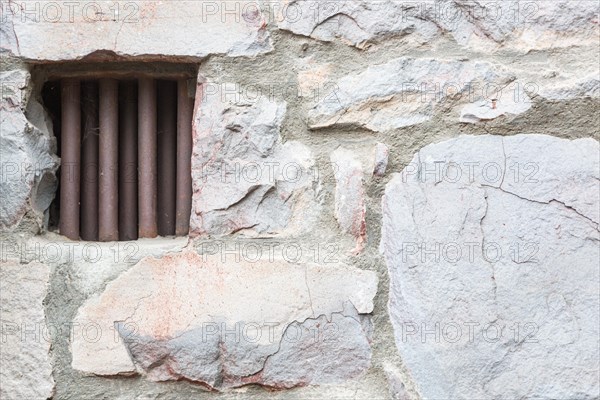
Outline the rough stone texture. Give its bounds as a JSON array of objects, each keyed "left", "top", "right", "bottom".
[
  {"left": 0, "top": 261, "right": 54, "bottom": 399},
  {"left": 277, "top": 0, "right": 599, "bottom": 52},
  {"left": 1, "top": 0, "right": 598, "bottom": 398},
  {"left": 297, "top": 57, "right": 333, "bottom": 98},
  {"left": 13, "top": 234, "right": 189, "bottom": 296},
  {"left": 460, "top": 83, "right": 532, "bottom": 123},
  {"left": 381, "top": 134, "right": 600, "bottom": 399},
  {"left": 373, "top": 143, "right": 389, "bottom": 177},
  {"left": 331, "top": 147, "right": 366, "bottom": 254},
  {"left": 0, "top": 67, "right": 58, "bottom": 232},
  {"left": 71, "top": 251, "right": 378, "bottom": 389},
  {"left": 538, "top": 72, "right": 600, "bottom": 101},
  {"left": 308, "top": 57, "right": 515, "bottom": 131},
  {"left": 383, "top": 363, "right": 414, "bottom": 400},
  {"left": 190, "top": 82, "right": 320, "bottom": 237},
  {"left": 1, "top": 1, "right": 271, "bottom": 60}
]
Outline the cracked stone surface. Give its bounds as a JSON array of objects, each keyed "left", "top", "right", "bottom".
[
  {"left": 2, "top": 1, "right": 271, "bottom": 60},
  {"left": 190, "top": 82, "right": 320, "bottom": 237},
  {"left": 308, "top": 57, "right": 516, "bottom": 132},
  {"left": 0, "top": 68, "right": 58, "bottom": 232},
  {"left": 381, "top": 134, "right": 600, "bottom": 399},
  {"left": 0, "top": 261, "right": 54, "bottom": 399},
  {"left": 71, "top": 251, "right": 378, "bottom": 389},
  {"left": 277, "top": 0, "right": 599, "bottom": 52},
  {"left": 330, "top": 147, "right": 366, "bottom": 253}
]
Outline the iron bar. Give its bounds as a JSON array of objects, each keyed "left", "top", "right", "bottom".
[
  {"left": 98, "top": 78, "right": 119, "bottom": 241},
  {"left": 80, "top": 81, "right": 99, "bottom": 241},
  {"left": 138, "top": 78, "right": 158, "bottom": 238},
  {"left": 119, "top": 81, "right": 138, "bottom": 241},
  {"left": 176, "top": 79, "right": 194, "bottom": 236},
  {"left": 157, "top": 80, "right": 177, "bottom": 236},
  {"left": 59, "top": 79, "right": 81, "bottom": 240}
]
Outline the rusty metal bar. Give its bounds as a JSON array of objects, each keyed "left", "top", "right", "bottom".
[
  {"left": 98, "top": 78, "right": 119, "bottom": 241},
  {"left": 176, "top": 79, "right": 194, "bottom": 236},
  {"left": 119, "top": 81, "right": 138, "bottom": 241},
  {"left": 157, "top": 80, "right": 177, "bottom": 236},
  {"left": 59, "top": 79, "right": 81, "bottom": 240},
  {"left": 80, "top": 81, "right": 99, "bottom": 241},
  {"left": 138, "top": 78, "right": 158, "bottom": 238}
]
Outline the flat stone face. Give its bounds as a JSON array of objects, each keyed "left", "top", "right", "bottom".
[
  {"left": 3, "top": 1, "right": 271, "bottom": 60},
  {"left": 277, "top": 0, "right": 599, "bottom": 52},
  {"left": 381, "top": 134, "right": 600, "bottom": 399},
  {"left": 331, "top": 148, "right": 366, "bottom": 253},
  {"left": 308, "top": 58, "right": 514, "bottom": 132},
  {"left": 71, "top": 251, "right": 377, "bottom": 389},
  {"left": 460, "top": 84, "right": 532, "bottom": 123},
  {"left": 0, "top": 68, "right": 58, "bottom": 232},
  {"left": 0, "top": 261, "right": 54, "bottom": 399},
  {"left": 190, "top": 82, "right": 319, "bottom": 237}
]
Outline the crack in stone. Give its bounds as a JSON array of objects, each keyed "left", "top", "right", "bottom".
[
  {"left": 107, "top": 274, "right": 369, "bottom": 386},
  {"left": 212, "top": 184, "right": 266, "bottom": 211},
  {"left": 483, "top": 184, "right": 599, "bottom": 228},
  {"left": 304, "top": 266, "right": 316, "bottom": 318},
  {"left": 479, "top": 187, "right": 497, "bottom": 301},
  {"left": 237, "top": 304, "right": 365, "bottom": 385},
  {"left": 113, "top": 17, "right": 127, "bottom": 51},
  {"left": 114, "top": 301, "right": 368, "bottom": 390}
]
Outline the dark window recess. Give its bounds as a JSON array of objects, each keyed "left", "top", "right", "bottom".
[{"left": 44, "top": 77, "right": 194, "bottom": 241}]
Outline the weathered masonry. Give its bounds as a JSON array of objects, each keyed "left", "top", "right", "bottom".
[{"left": 0, "top": 1, "right": 598, "bottom": 400}]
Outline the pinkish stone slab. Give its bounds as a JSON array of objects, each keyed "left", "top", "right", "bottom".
[{"left": 71, "top": 251, "right": 377, "bottom": 389}]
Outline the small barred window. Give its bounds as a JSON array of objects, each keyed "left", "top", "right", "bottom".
[{"left": 40, "top": 65, "right": 196, "bottom": 241}]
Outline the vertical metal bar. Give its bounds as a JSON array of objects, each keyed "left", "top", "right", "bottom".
[
  {"left": 59, "top": 79, "right": 81, "bottom": 240},
  {"left": 98, "top": 78, "right": 119, "bottom": 241},
  {"left": 138, "top": 78, "right": 158, "bottom": 238},
  {"left": 176, "top": 79, "right": 194, "bottom": 236},
  {"left": 157, "top": 80, "right": 177, "bottom": 236},
  {"left": 80, "top": 81, "right": 99, "bottom": 241},
  {"left": 119, "top": 81, "right": 138, "bottom": 241}
]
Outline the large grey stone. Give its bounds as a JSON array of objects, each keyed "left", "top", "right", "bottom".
[
  {"left": 3, "top": 1, "right": 271, "bottom": 60},
  {"left": 0, "top": 261, "right": 54, "bottom": 399},
  {"left": 309, "top": 57, "right": 515, "bottom": 131},
  {"left": 0, "top": 68, "right": 58, "bottom": 232},
  {"left": 277, "top": 0, "right": 599, "bottom": 52},
  {"left": 381, "top": 134, "right": 599, "bottom": 399},
  {"left": 190, "top": 82, "right": 320, "bottom": 237},
  {"left": 71, "top": 251, "right": 378, "bottom": 389}
]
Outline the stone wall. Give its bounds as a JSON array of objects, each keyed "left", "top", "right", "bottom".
[{"left": 1, "top": 1, "right": 598, "bottom": 399}]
